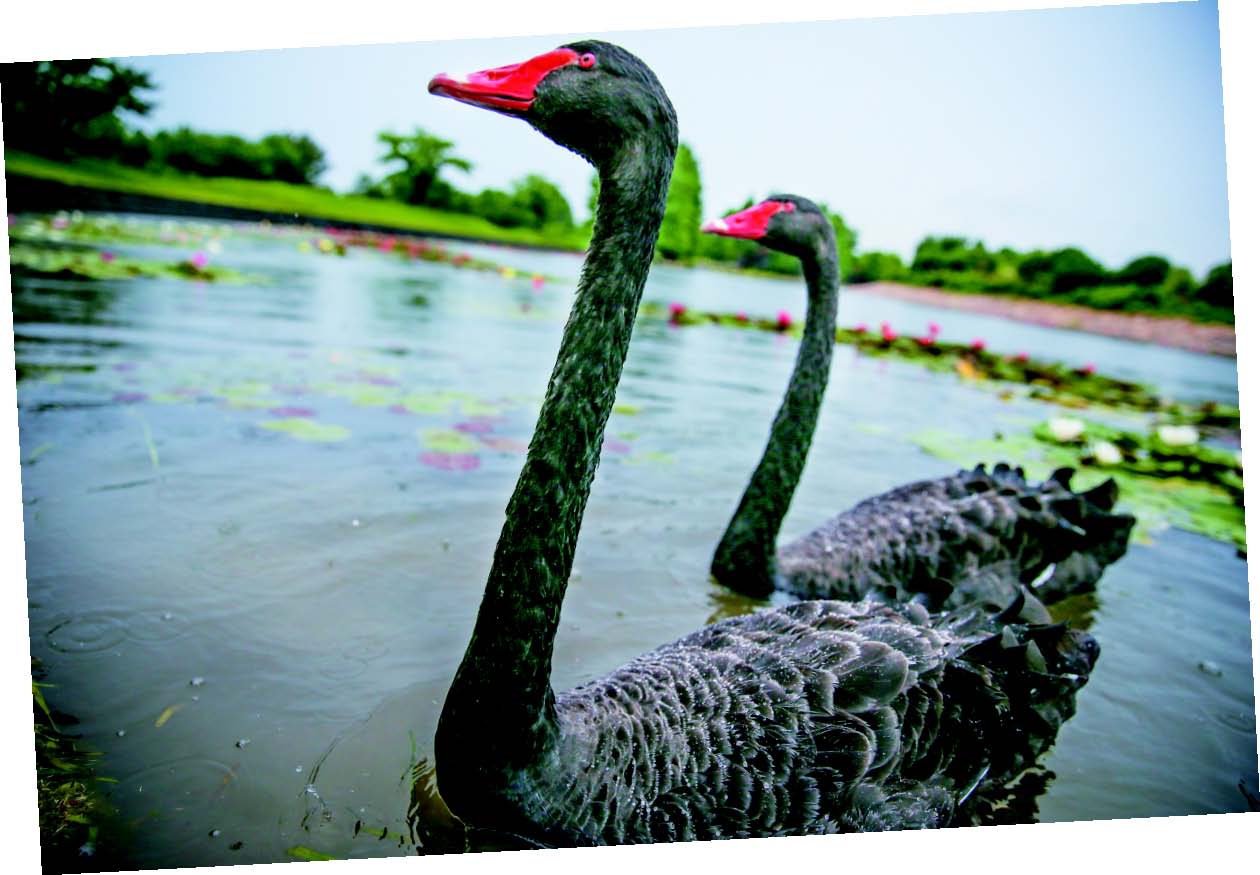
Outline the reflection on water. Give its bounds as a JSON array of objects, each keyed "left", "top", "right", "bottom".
[{"left": 13, "top": 216, "right": 1256, "bottom": 867}]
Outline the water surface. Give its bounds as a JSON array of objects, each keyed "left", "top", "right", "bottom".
[{"left": 14, "top": 217, "right": 1256, "bottom": 867}]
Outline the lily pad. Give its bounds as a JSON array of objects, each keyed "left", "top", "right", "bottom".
[
  {"left": 420, "top": 429, "right": 479, "bottom": 454},
  {"left": 260, "top": 418, "right": 350, "bottom": 443},
  {"left": 911, "top": 423, "right": 1245, "bottom": 551}
]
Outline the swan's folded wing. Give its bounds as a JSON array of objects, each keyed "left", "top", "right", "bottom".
[
  {"left": 547, "top": 598, "right": 1091, "bottom": 843},
  {"left": 776, "top": 463, "right": 1135, "bottom": 609}
]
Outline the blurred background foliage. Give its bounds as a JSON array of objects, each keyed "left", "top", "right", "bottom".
[{"left": 0, "top": 58, "right": 1233, "bottom": 323}]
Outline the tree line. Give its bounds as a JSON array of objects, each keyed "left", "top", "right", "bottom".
[
  {"left": 850, "top": 238, "right": 1233, "bottom": 325},
  {"left": 0, "top": 60, "right": 327, "bottom": 185},
  {"left": 0, "top": 58, "right": 1233, "bottom": 322}
]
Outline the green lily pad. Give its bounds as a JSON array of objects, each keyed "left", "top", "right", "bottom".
[
  {"left": 420, "top": 428, "right": 478, "bottom": 453},
  {"left": 261, "top": 418, "right": 350, "bottom": 443}
]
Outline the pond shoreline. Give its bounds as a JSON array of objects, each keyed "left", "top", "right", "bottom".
[
  {"left": 3, "top": 173, "right": 586, "bottom": 256},
  {"left": 5, "top": 174, "right": 1235, "bottom": 358},
  {"left": 847, "top": 281, "right": 1236, "bottom": 358}
]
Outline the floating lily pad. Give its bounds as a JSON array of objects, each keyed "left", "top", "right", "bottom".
[
  {"left": 420, "top": 429, "right": 479, "bottom": 454},
  {"left": 398, "top": 393, "right": 454, "bottom": 415},
  {"left": 459, "top": 400, "right": 501, "bottom": 417},
  {"left": 343, "top": 387, "right": 397, "bottom": 407},
  {"left": 911, "top": 422, "right": 1245, "bottom": 551},
  {"left": 260, "top": 418, "right": 350, "bottom": 443}
]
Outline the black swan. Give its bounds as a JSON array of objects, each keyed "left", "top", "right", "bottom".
[
  {"left": 702, "top": 197, "right": 1136, "bottom": 609},
  {"left": 427, "top": 40, "right": 1098, "bottom": 847}
]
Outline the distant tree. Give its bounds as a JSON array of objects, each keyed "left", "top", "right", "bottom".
[
  {"left": 588, "top": 172, "right": 601, "bottom": 215},
  {"left": 0, "top": 58, "right": 154, "bottom": 157},
  {"left": 1045, "top": 248, "right": 1107, "bottom": 293},
  {"left": 510, "top": 174, "right": 574, "bottom": 229},
  {"left": 911, "top": 236, "right": 994, "bottom": 274},
  {"left": 1116, "top": 255, "right": 1172, "bottom": 288},
  {"left": 819, "top": 205, "right": 858, "bottom": 281},
  {"left": 1017, "top": 247, "right": 1106, "bottom": 295},
  {"left": 256, "top": 133, "right": 327, "bottom": 184},
  {"left": 372, "top": 128, "right": 473, "bottom": 205},
  {"left": 1197, "top": 262, "right": 1233, "bottom": 310},
  {"left": 657, "top": 143, "right": 703, "bottom": 261},
  {"left": 848, "top": 251, "right": 906, "bottom": 284},
  {"left": 472, "top": 187, "right": 530, "bottom": 228},
  {"left": 465, "top": 175, "right": 573, "bottom": 230}
]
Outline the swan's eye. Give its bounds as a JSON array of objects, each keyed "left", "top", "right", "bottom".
[{"left": 578, "top": 53, "right": 597, "bottom": 69}]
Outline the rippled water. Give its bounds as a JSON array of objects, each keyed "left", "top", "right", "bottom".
[{"left": 14, "top": 217, "right": 1256, "bottom": 868}]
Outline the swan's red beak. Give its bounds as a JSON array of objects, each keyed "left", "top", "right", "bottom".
[
  {"left": 428, "top": 48, "right": 580, "bottom": 115},
  {"left": 701, "top": 200, "right": 795, "bottom": 240}
]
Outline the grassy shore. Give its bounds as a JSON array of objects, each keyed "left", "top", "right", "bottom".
[{"left": 3, "top": 151, "right": 588, "bottom": 252}]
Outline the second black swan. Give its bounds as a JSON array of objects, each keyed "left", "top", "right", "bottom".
[{"left": 702, "top": 197, "right": 1136, "bottom": 608}]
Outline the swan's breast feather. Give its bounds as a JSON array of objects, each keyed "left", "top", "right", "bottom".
[{"left": 550, "top": 600, "right": 951, "bottom": 841}]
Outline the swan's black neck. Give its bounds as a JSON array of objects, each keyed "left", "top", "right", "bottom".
[
  {"left": 710, "top": 232, "right": 840, "bottom": 597},
  {"left": 436, "top": 131, "right": 676, "bottom": 814}
]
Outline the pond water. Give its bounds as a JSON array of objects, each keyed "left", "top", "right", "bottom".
[{"left": 13, "top": 216, "right": 1256, "bottom": 868}]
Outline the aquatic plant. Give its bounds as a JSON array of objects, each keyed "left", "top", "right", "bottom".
[
  {"left": 8, "top": 241, "right": 258, "bottom": 284},
  {"left": 913, "top": 416, "right": 1245, "bottom": 552},
  {"left": 640, "top": 302, "right": 1240, "bottom": 431}
]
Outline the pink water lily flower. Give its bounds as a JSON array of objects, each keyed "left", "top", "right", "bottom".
[
  {"left": 531, "top": 275, "right": 546, "bottom": 290},
  {"left": 1014, "top": 352, "right": 1030, "bottom": 363},
  {"left": 854, "top": 323, "right": 868, "bottom": 334},
  {"left": 735, "top": 311, "right": 749, "bottom": 323},
  {"left": 927, "top": 321, "right": 941, "bottom": 337},
  {"left": 1080, "top": 362, "right": 1097, "bottom": 375},
  {"left": 668, "top": 302, "right": 687, "bottom": 323},
  {"left": 970, "top": 338, "right": 986, "bottom": 351},
  {"left": 776, "top": 311, "right": 794, "bottom": 330},
  {"left": 880, "top": 321, "right": 897, "bottom": 341},
  {"left": 100, "top": 251, "right": 116, "bottom": 263},
  {"left": 420, "top": 451, "right": 481, "bottom": 472},
  {"left": 190, "top": 252, "right": 208, "bottom": 269}
]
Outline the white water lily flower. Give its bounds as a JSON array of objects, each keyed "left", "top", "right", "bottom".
[
  {"left": 1091, "top": 440, "right": 1123, "bottom": 466},
  {"left": 1047, "top": 417, "right": 1086, "bottom": 442},
  {"left": 1157, "top": 424, "right": 1199, "bottom": 446}
]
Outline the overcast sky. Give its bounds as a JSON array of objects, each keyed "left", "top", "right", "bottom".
[{"left": 120, "top": 0, "right": 1231, "bottom": 275}]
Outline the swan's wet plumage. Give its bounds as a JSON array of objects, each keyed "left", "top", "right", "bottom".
[
  {"left": 777, "top": 463, "right": 1136, "bottom": 610},
  {"left": 453, "top": 597, "right": 1094, "bottom": 845}
]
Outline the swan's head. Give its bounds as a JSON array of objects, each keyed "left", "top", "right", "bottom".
[
  {"left": 428, "top": 40, "right": 677, "bottom": 165},
  {"left": 701, "top": 194, "right": 833, "bottom": 258}
]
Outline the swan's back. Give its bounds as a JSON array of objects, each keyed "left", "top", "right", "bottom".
[
  {"left": 470, "top": 596, "right": 1094, "bottom": 846},
  {"left": 777, "top": 464, "right": 1135, "bottom": 610}
]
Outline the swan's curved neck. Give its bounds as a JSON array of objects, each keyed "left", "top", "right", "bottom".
[
  {"left": 710, "top": 233, "right": 840, "bottom": 596},
  {"left": 437, "top": 134, "right": 675, "bottom": 792}
]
